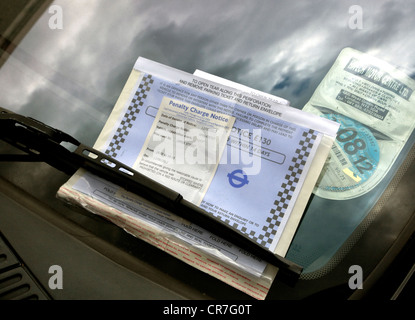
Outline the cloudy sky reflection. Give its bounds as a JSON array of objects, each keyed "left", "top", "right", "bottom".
[{"left": 0, "top": 0, "right": 414, "bottom": 145}]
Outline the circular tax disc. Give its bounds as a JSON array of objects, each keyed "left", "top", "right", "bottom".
[{"left": 316, "top": 113, "right": 380, "bottom": 194}]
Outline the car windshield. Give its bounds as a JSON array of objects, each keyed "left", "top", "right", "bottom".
[
  {"left": 0, "top": 0, "right": 414, "bottom": 297},
  {"left": 2, "top": 1, "right": 414, "bottom": 144}
]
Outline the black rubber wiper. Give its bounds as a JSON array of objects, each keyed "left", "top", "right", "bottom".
[{"left": 0, "top": 106, "right": 303, "bottom": 287}]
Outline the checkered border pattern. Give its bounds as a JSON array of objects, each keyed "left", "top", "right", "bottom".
[
  {"left": 105, "top": 74, "right": 154, "bottom": 158},
  {"left": 207, "top": 210, "right": 250, "bottom": 236},
  {"left": 251, "top": 129, "right": 317, "bottom": 248}
]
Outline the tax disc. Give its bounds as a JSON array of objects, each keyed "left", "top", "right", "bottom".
[{"left": 315, "top": 113, "right": 380, "bottom": 198}]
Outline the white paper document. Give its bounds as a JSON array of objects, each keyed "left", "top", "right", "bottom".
[
  {"left": 193, "top": 69, "right": 291, "bottom": 106},
  {"left": 134, "top": 96, "right": 235, "bottom": 205},
  {"left": 71, "top": 170, "right": 267, "bottom": 274}
]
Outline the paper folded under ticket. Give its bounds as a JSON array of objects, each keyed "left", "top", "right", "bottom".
[{"left": 57, "top": 57, "right": 339, "bottom": 299}]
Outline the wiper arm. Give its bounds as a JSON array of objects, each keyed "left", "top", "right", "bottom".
[{"left": 0, "top": 106, "right": 303, "bottom": 287}]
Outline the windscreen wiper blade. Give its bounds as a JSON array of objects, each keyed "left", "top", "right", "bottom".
[{"left": 0, "top": 106, "right": 303, "bottom": 287}]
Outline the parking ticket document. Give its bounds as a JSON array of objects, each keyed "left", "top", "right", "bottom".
[
  {"left": 58, "top": 57, "right": 338, "bottom": 298},
  {"left": 133, "top": 97, "right": 235, "bottom": 205}
]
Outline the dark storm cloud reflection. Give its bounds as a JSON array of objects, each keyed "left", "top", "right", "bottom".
[{"left": 0, "top": 0, "right": 414, "bottom": 144}]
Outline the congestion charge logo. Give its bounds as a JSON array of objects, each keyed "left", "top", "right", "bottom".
[{"left": 227, "top": 169, "right": 249, "bottom": 188}]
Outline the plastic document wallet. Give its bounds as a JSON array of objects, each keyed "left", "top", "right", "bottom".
[
  {"left": 58, "top": 57, "right": 339, "bottom": 299},
  {"left": 286, "top": 48, "right": 415, "bottom": 276}
]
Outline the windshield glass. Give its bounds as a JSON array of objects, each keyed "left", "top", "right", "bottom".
[
  {"left": 2, "top": 1, "right": 414, "bottom": 144},
  {"left": 0, "top": 0, "right": 414, "bottom": 276}
]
